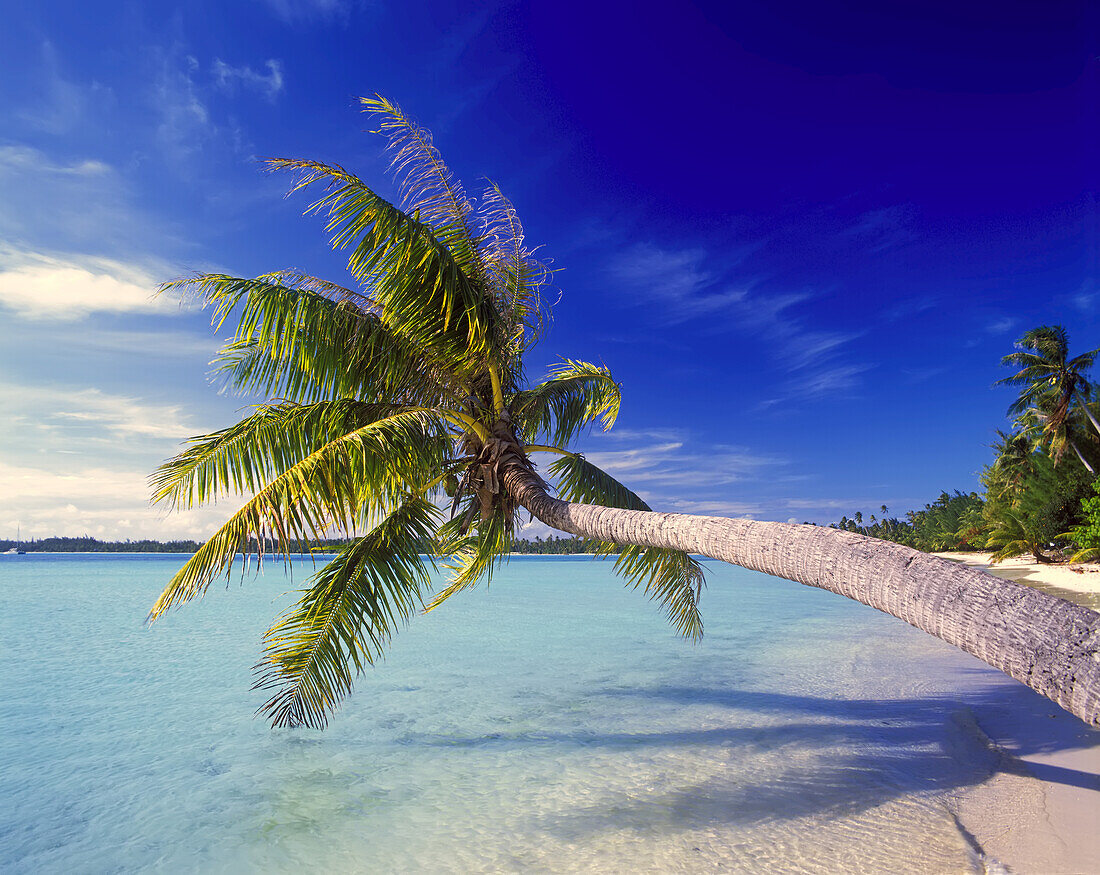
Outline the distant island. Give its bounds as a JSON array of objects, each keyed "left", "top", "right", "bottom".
[{"left": 1, "top": 534, "right": 593, "bottom": 555}]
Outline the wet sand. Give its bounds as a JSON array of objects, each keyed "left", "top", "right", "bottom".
[{"left": 935, "top": 551, "right": 1100, "bottom": 873}]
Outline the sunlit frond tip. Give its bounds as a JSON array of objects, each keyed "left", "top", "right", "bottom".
[{"left": 252, "top": 498, "right": 440, "bottom": 729}]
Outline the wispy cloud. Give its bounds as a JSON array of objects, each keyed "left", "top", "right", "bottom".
[
  {"left": 0, "top": 382, "right": 196, "bottom": 442},
  {"left": 213, "top": 59, "right": 285, "bottom": 102},
  {"left": 0, "top": 459, "right": 239, "bottom": 539},
  {"left": 0, "top": 249, "right": 178, "bottom": 320},
  {"left": 0, "top": 144, "right": 181, "bottom": 258},
  {"left": 261, "top": 0, "right": 353, "bottom": 23},
  {"left": 15, "top": 41, "right": 114, "bottom": 135},
  {"left": 606, "top": 243, "right": 748, "bottom": 323},
  {"left": 154, "top": 51, "right": 215, "bottom": 162},
  {"left": 607, "top": 242, "right": 865, "bottom": 402}
]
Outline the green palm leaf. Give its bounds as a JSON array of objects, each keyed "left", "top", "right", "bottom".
[
  {"left": 148, "top": 409, "right": 450, "bottom": 621},
  {"left": 266, "top": 156, "right": 497, "bottom": 371},
  {"left": 360, "top": 94, "right": 486, "bottom": 285},
  {"left": 167, "top": 272, "right": 456, "bottom": 405},
  {"left": 253, "top": 497, "right": 440, "bottom": 729},
  {"left": 150, "top": 399, "right": 395, "bottom": 510},
  {"left": 425, "top": 508, "right": 513, "bottom": 611},
  {"left": 549, "top": 452, "right": 704, "bottom": 640},
  {"left": 513, "top": 360, "right": 621, "bottom": 447}
]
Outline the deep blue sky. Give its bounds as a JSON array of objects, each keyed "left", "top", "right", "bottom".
[{"left": 0, "top": 0, "right": 1095, "bottom": 538}]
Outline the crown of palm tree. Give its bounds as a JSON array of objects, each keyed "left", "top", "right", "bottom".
[{"left": 147, "top": 96, "right": 704, "bottom": 729}]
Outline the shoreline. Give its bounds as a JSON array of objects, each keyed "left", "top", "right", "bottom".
[{"left": 933, "top": 550, "right": 1100, "bottom": 873}]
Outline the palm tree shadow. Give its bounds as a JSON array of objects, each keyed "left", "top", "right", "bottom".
[
  {"left": 526, "top": 682, "right": 1099, "bottom": 837},
  {"left": 406, "top": 679, "right": 1099, "bottom": 836}
]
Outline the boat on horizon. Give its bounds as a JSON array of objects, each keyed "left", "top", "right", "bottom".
[{"left": 4, "top": 526, "right": 26, "bottom": 555}]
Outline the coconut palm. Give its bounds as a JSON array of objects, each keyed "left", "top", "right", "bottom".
[
  {"left": 999, "top": 325, "right": 1100, "bottom": 469},
  {"left": 149, "top": 97, "right": 1100, "bottom": 729}
]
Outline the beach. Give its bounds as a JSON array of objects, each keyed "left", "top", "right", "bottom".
[{"left": 934, "top": 551, "right": 1100, "bottom": 874}]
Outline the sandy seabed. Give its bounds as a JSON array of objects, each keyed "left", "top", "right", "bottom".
[{"left": 933, "top": 551, "right": 1100, "bottom": 874}]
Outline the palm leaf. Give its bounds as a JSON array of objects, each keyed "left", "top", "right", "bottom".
[
  {"left": 166, "top": 272, "right": 457, "bottom": 405},
  {"left": 513, "top": 360, "right": 621, "bottom": 447},
  {"left": 548, "top": 453, "right": 704, "bottom": 639},
  {"left": 425, "top": 508, "right": 513, "bottom": 612},
  {"left": 150, "top": 399, "right": 394, "bottom": 510},
  {"left": 266, "top": 157, "right": 497, "bottom": 371},
  {"left": 359, "top": 94, "right": 485, "bottom": 284},
  {"left": 478, "top": 180, "right": 552, "bottom": 357},
  {"left": 148, "top": 410, "right": 450, "bottom": 621},
  {"left": 253, "top": 497, "right": 440, "bottom": 728}
]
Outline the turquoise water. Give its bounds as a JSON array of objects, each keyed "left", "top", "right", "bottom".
[{"left": 0, "top": 553, "right": 1060, "bottom": 872}]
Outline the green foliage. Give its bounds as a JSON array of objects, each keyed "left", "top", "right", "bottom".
[
  {"left": 254, "top": 498, "right": 440, "bottom": 728},
  {"left": 1065, "top": 480, "right": 1100, "bottom": 563},
  {"left": 831, "top": 490, "right": 985, "bottom": 552},
  {"left": 829, "top": 324, "right": 1099, "bottom": 565},
  {"left": 149, "top": 96, "right": 706, "bottom": 727}
]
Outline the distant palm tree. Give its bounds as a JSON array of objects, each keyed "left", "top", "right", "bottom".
[
  {"left": 999, "top": 325, "right": 1100, "bottom": 469},
  {"left": 148, "top": 98, "right": 1100, "bottom": 729},
  {"left": 988, "top": 429, "right": 1038, "bottom": 494}
]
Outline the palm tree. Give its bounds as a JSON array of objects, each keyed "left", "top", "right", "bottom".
[
  {"left": 149, "top": 97, "right": 1100, "bottom": 729},
  {"left": 999, "top": 325, "right": 1100, "bottom": 470}
]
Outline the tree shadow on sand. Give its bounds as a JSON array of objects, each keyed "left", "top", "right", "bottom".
[{"left": 405, "top": 679, "right": 1099, "bottom": 835}]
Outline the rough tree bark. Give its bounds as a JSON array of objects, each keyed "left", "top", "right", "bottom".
[{"left": 501, "top": 462, "right": 1100, "bottom": 728}]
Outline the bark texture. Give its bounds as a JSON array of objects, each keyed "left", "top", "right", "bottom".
[{"left": 502, "top": 463, "right": 1100, "bottom": 728}]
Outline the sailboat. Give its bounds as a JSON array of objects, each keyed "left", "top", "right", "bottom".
[{"left": 4, "top": 526, "right": 26, "bottom": 555}]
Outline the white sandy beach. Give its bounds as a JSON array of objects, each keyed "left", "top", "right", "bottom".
[
  {"left": 933, "top": 551, "right": 1100, "bottom": 874},
  {"left": 935, "top": 550, "right": 1100, "bottom": 597}
]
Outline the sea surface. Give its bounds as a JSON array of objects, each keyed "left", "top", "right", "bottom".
[{"left": 0, "top": 553, "right": 1074, "bottom": 873}]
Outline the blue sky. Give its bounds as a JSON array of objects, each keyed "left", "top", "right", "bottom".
[{"left": 0, "top": 0, "right": 1095, "bottom": 540}]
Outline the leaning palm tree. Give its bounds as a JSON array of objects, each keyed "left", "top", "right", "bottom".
[
  {"left": 149, "top": 97, "right": 1100, "bottom": 729},
  {"left": 999, "top": 325, "right": 1100, "bottom": 469}
]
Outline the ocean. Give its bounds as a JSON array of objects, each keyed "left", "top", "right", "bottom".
[{"left": 0, "top": 553, "right": 1061, "bottom": 872}]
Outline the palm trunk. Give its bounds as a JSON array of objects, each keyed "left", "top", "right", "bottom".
[
  {"left": 501, "top": 462, "right": 1100, "bottom": 728},
  {"left": 1069, "top": 439, "right": 1095, "bottom": 474},
  {"left": 1076, "top": 389, "right": 1100, "bottom": 438}
]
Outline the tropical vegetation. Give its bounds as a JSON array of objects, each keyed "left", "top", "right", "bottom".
[
  {"left": 831, "top": 325, "right": 1099, "bottom": 564},
  {"left": 149, "top": 98, "right": 1100, "bottom": 730}
]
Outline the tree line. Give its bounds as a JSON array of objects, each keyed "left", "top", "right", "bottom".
[
  {"left": 4, "top": 534, "right": 594, "bottom": 555},
  {"left": 830, "top": 326, "right": 1099, "bottom": 563}
]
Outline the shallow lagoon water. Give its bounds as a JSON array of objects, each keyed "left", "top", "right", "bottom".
[{"left": 0, "top": 553, "right": 1063, "bottom": 873}]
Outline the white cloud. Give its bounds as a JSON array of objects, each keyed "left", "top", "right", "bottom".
[
  {"left": 213, "top": 59, "right": 285, "bottom": 102},
  {"left": 15, "top": 41, "right": 114, "bottom": 135},
  {"left": 607, "top": 243, "right": 748, "bottom": 323},
  {"left": 0, "top": 381, "right": 197, "bottom": 443},
  {"left": 0, "top": 459, "right": 240, "bottom": 540},
  {"left": 154, "top": 52, "right": 215, "bottom": 161},
  {"left": 261, "top": 0, "right": 352, "bottom": 22},
  {"left": 0, "top": 249, "right": 177, "bottom": 320},
  {"left": 0, "top": 145, "right": 179, "bottom": 257},
  {"left": 0, "top": 146, "right": 110, "bottom": 177}
]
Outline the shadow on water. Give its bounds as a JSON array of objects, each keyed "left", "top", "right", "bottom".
[{"left": 399, "top": 681, "right": 1099, "bottom": 835}]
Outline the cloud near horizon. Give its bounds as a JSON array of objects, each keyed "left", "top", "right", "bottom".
[{"left": 0, "top": 250, "right": 177, "bottom": 319}]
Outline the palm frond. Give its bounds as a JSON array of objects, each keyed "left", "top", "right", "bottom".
[
  {"left": 513, "top": 360, "right": 621, "bottom": 447},
  {"left": 266, "top": 157, "right": 497, "bottom": 371},
  {"left": 548, "top": 452, "right": 704, "bottom": 639},
  {"left": 425, "top": 505, "right": 513, "bottom": 611},
  {"left": 253, "top": 497, "right": 440, "bottom": 728},
  {"left": 148, "top": 409, "right": 451, "bottom": 621},
  {"left": 150, "top": 399, "right": 394, "bottom": 510},
  {"left": 166, "top": 272, "right": 454, "bottom": 405},
  {"left": 478, "top": 180, "right": 553, "bottom": 357},
  {"left": 359, "top": 94, "right": 485, "bottom": 284}
]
